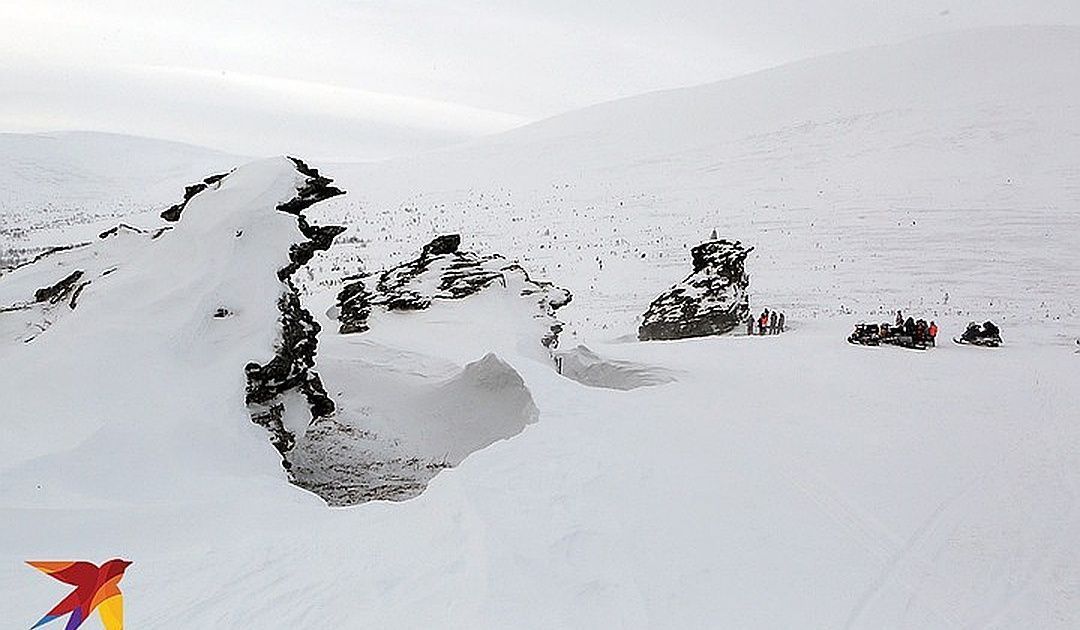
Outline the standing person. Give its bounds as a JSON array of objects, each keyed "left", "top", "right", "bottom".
[
  {"left": 760, "top": 309, "right": 769, "bottom": 336},
  {"left": 928, "top": 321, "right": 938, "bottom": 346},
  {"left": 895, "top": 310, "right": 904, "bottom": 328},
  {"left": 769, "top": 310, "right": 778, "bottom": 334},
  {"left": 778, "top": 312, "right": 785, "bottom": 333},
  {"left": 746, "top": 314, "right": 755, "bottom": 336}
]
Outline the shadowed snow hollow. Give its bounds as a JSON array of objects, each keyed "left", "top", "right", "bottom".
[{"left": 289, "top": 235, "right": 566, "bottom": 505}]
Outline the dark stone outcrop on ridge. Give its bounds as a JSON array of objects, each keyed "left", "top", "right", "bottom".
[
  {"left": 244, "top": 160, "right": 346, "bottom": 464},
  {"left": 160, "top": 172, "right": 230, "bottom": 222},
  {"left": 275, "top": 157, "right": 346, "bottom": 216},
  {"left": 34, "top": 270, "right": 85, "bottom": 306},
  {"left": 335, "top": 234, "right": 571, "bottom": 349},
  {"left": 638, "top": 239, "right": 753, "bottom": 341}
]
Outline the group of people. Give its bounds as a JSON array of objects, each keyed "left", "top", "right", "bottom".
[
  {"left": 889, "top": 310, "right": 938, "bottom": 345},
  {"left": 747, "top": 308, "right": 785, "bottom": 335}
]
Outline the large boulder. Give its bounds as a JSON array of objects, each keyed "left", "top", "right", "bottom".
[{"left": 638, "top": 239, "right": 753, "bottom": 341}]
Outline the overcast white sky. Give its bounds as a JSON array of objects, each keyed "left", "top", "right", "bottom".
[{"left": 2, "top": 1, "right": 1079, "bottom": 160}]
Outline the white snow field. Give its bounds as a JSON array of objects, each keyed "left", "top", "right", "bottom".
[
  {"left": 0, "top": 131, "right": 241, "bottom": 266},
  {"left": 2, "top": 26, "right": 1080, "bottom": 629}
]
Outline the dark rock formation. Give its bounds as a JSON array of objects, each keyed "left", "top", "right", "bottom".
[
  {"left": 160, "top": 171, "right": 230, "bottom": 222},
  {"left": 335, "top": 277, "right": 373, "bottom": 335},
  {"left": 98, "top": 223, "right": 146, "bottom": 239},
  {"left": 275, "top": 157, "right": 345, "bottom": 216},
  {"left": 34, "top": 270, "right": 85, "bottom": 306},
  {"left": 68, "top": 281, "right": 90, "bottom": 309},
  {"left": 638, "top": 239, "right": 753, "bottom": 341},
  {"left": 245, "top": 290, "right": 335, "bottom": 420},
  {"left": 335, "top": 234, "right": 571, "bottom": 349},
  {"left": 421, "top": 234, "right": 460, "bottom": 258},
  {"left": 278, "top": 215, "right": 346, "bottom": 282},
  {"left": 244, "top": 160, "right": 345, "bottom": 464}
]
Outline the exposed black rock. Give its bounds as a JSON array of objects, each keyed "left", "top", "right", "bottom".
[
  {"left": 335, "top": 234, "right": 571, "bottom": 350},
  {"left": 335, "top": 277, "right": 373, "bottom": 335},
  {"left": 272, "top": 158, "right": 347, "bottom": 282},
  {"left": 638, "top": 239, "right": 753, "bottom": 341},
  {"left": 275, "top": 157, "right": 346, "bottom": 216},
  {"left": 277, "top": 215, "right": 346, "bottom": 282},
  {"left": 34, "top": 270, "right": 85, "bottom": 306},
  {"left": 98, "top": 223, "right": 146, "bottom": 239},
  {"left": 243, "top": 160, "right": 345, "bottom": 469},
  {"left": 68, "top": 281, "right": 90, "bottom": 309},
  {"left": 421, "top": 234, "right": 460, "bottom": 258},
  {"left": 160, "top": 171, "right": 231, "bottom": 222}
]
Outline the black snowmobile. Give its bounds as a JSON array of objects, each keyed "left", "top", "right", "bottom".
[
  {"left": 848, "top": 322, "right": 931, "bottom": 350},
  {"left": 848, "top": 323, "right": 885, "bottom": 346},
  {"left": 953, "top": 321, "right": 1002, "bottom": 348}
]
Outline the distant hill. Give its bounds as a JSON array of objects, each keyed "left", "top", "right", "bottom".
[
  {"left": 0, "top": 131, "right": 241, "bottom": 262},
  {"left": 324, "top": 25, "right": 1080, "bottom": 333}
]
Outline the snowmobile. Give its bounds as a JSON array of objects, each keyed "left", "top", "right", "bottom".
[
  {"left": 848, "top": 322, "right": 931, "bottom": 350},
  {"left": 953, "top": 321, "right": 1002, "bottom": 348},
  {"left": 847, "top": 323, "right": 884, "bottom": 346}
]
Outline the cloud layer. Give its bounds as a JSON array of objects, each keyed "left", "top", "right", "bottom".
[{"left": 3, "top": 0, "right": 1079, "bottom": 159}]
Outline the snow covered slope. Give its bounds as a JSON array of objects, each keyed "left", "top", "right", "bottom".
[
  {"left": 0, "top": 131, "right": 241, "bottom": 265},
  {"left": 2, "top": 26, "right": 1080, "bottom": 630},
  {"left": 318, "top": 25, "right": 1080, "bottom": 342}
]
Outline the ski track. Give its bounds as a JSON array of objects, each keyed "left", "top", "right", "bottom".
[{"left": 839, "top": 369, "right": 1080, "bottom": 630}]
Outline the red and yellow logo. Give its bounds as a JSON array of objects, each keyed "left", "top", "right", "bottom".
[{"left": 27, "top": 559, "right": 131, "bottom": 630}]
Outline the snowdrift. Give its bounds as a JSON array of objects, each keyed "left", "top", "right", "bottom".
[{"left": 2, "top": 26, "right": 1080, "bottom": 630}]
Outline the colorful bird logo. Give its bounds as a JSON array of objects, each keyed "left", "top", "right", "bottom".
[{"left": 27, "top": 559, "right": 131, "bottom": 630}]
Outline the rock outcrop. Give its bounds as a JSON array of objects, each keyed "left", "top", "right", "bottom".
[
  {"left": 335, "top": 234, "right": 571, "bottom": 348},
  {"left": 298, "top": 234, "right": 569, "bottom": 506},
  {"left": 160, "top": 172, "right": 230, "bottom": 222},
  {"left": 638, "top": 239, "right": 752, "bottom": 341},
  {"left": 34, "top": 270, "right": 86, "bottom": 306},
  {"left": 244, "top": 158, "right": 345, "bottom": 465}
]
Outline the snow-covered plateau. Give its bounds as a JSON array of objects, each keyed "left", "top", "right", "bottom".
[{"left": 2, "top": 26, "right": 1079, "bottom": 629}]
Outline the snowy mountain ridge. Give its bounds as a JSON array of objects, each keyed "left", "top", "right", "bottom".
[
  {"left": 2, "top": 26, "right": 1079, "bottom": 629},
  {"left": 314, "top": 25, "right": 1080, "bottom": 341}
]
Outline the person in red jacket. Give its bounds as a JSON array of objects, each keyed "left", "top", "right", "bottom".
[{"left": 928, "top": 320, "right": 938, "bottom": 346}]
